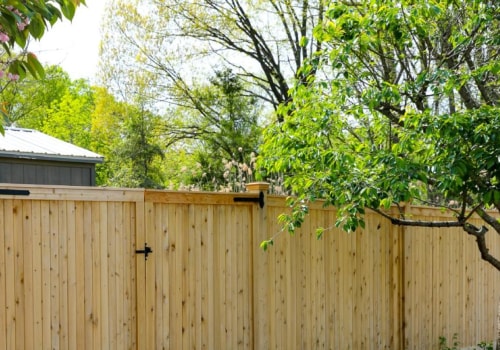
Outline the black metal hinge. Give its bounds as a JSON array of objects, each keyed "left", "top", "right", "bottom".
[
  {"left": 136, "top": 243, "right": 153, "bottom": 260},
  {"left": 0, "top": 189, "right": 30, "bottom": 196},
  {"left": 233, "top": 191, "right": 265, "bottom": 208}
]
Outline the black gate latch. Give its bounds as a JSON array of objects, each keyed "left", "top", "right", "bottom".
[{"left": 136, "top": 243, "right": 153, "bottom": 260}]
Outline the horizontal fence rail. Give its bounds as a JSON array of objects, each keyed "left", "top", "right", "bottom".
[{"left": 0, "top": 183, "right": 498, "bottom": 349}]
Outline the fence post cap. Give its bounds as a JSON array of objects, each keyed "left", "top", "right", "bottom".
[{"left": 246, "top": 182, "right": 270, "bottom": 193}]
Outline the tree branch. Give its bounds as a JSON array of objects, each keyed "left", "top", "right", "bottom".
[
  {"left": 475, "top": 207, "right": 500, "bottom": 234},
  {"left": 463, "top": 223, "right": 500, "bottom": 271},
  {"left": 371, "top": 207, "right": 463, "bottom": 228}
]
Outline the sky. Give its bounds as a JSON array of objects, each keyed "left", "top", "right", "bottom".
[{"left": 29, "top": 0, "right": 108, "bottom": 81}]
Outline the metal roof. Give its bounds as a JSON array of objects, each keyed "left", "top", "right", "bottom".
[{"left": 0, "top": 127, "right": 103, "bottom": 163}]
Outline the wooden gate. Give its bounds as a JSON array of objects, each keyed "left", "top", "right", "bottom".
[
  {"left": 0, "top": 186, "right": 142, "bottom": 349},
  {"left": 139, "top": 190, "right": 258, "bottom": 349}
]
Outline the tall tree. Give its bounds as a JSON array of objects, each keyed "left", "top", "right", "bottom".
[
  {"left": 99, "top": 0, "right": 325, "bottom": 114},
  {"left": 90, "top": 86, "right": 128, "bottom": 185},
  {"left": 109, "top": 104, "right": 165, "bottom": 189},
  {"left": 260, "top": 0, "right": 500, "bottom": 271},
  {"left": 166, "top": 69, "right": 262, "bottom": 190}
]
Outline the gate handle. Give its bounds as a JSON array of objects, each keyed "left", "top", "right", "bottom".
[{"left": 136, "top": 243, "right": 153, "bottom": 260}]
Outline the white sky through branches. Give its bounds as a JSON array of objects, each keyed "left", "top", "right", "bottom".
[{"left": 29, "top": 0, "right": 108, "bottom": 81}]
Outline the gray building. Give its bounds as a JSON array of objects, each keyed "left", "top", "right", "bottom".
[{"left": 0, "top": 127, "right": 103, "bottom": 186}]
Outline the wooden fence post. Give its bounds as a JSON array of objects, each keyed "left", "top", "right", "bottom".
[{"left": 247, "top": 182, "right": 270, "bottom": 349}]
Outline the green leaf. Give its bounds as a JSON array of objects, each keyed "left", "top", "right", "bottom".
[
  {"left": 299, "top": 36, "right": 309, "bottom": 47},
  {"left": 28, "top": 14, "right": 46, "bottom": 39},
  {"left": 8, "top": 60, "right": 26, "bottom": 79},
  {"left": 380, "top": 198, "right": 392, "bottom": 209},
  {"left": 260, "top": 239, "right": 274, "bottom": 251},
  {"left": 359, "top": 220, "right": 365, "bottom": 229},
  {"left": 26, "top": 53, "right": 46, "bottom": 78},
  {"left": 484, "top": 190, "right": 492, "bottom": 204},
  {"left": 60, "top": 2, "right": 77, "bottom": 20},
  {"left": 493, "top": 191, "right": 500, "bottom": 205},
  {"left": 315, "top": 227, "right": 325, "bottom": 239}
]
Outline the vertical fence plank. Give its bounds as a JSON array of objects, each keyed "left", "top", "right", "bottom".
[
  {"left": 163, "top": 203, "right": 173, "bottom": 349},
  {"left": 91, "top": 201, "right": 102, "bottom": 350},
  {"left": 146, "top": 200, "right": 157, "bottom": 349},
  {"left": 187, "top": 204, "right": 196, "bottom": 350},
  {"left": 286, "top": 206, "right": 298, "bottom": 350},
  {"left": 236, "top": 206, "right": 243, "bottom": 349},
  {"left": 107, "top": 202, "right": 117, "bottom": 349},
  {"left": 40, "top": 201, "right": 51, "bottom": 350},
  {"left": 100, "top": 201, "right": 110, "bottom": 348},
  {"left": 116, "top": 202, "right": 125, "bottom": 348},
  {"left": 207, "top": 204, "right": 216, "bottom": 350},
  {"left": 218, "top": 205, "right": 227, "bottom": 348},
  {"left": 391, "top": 217, "right": 403, "bottom": 350},
  {"left": 13, "top": 199, "right": 25, "bottom": 350},
  {"left": 66, "top": 201, "right": 77, "bottom": 350},
  {"left": 224, "top": 205, "right": 233, "bottom": 348},
  {"left": 75, "top": 201, "right": 85, "bottom": 349},
  {"left": 171, "top": 203, "right": 182, "bottom": 350},
  {"left": 130, "top": 201, "right": 138, "bottom": 349},
  {"left": 195, "top": 204, "right": 203, "bottom": 349},
  {"left": 202, "top": 205, "right": 211, "bottom": 349},
  {"left": 212, "top": 204, "right": 222, "bottom": 348},
  {"left": 0, "top": 200, "right": 5, "bottom": 350},
  {"left": 22, "top": 200, "right": 33, "bottom": 350},
  {"left": 135, "top": 198, "right": 146, "bottom": 350},
  {"left": 58, "top": 201, "right": 69, "bottom": 349},
  {"left": 83, "top": 201, "right": 93, "bottom": 350},
  {"left": 181, "top": 204, "right": 190, "bottom": 349},
  {"left": 49, "top": 200, "right": 60, "bottom": 349},
  {"left": 4, "top": 200, "right": 15, "bottom": 349},
  {"left": 153, "top": 202, "right": 164, "bottom": 349}
]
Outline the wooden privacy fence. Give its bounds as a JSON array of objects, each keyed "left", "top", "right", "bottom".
[{"left": 0, "top": 183, "right": 499, "bottom": 349}]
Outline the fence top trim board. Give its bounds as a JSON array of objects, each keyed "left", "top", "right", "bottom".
[
  {"left": 0, "top": 183, "right": 144, "bottom": 202},
  {"left": 0, "top": 183, "right": 496, "bottom": 220},
  {"left": 145, "top": 189, "right": 264, "bottom": 205}
]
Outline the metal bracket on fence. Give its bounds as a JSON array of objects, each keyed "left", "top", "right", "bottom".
[
  {"left": 233, "top": 191, "right": 265, "bottom": 208},
  {"left": 0, "top": 189, "right": 30, "bottom": 196}
]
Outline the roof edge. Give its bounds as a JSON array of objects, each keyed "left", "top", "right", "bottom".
[{"left": 0, "top": 151, "right": 104, "bottom": 164}]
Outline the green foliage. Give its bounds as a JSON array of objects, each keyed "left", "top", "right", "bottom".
[
  {"left": 0, "top": 65, "right": 72, "bottom": 126},
  {"left": 259, "top": 239, "right": 274, "bottom": 252},
  {"left": 0, "top": 1, "right": 85, "bottom": 133},
  {"left": 1, "top": 64, "right": 262, "bottom": 190},
  {"left": 0, "top": 65, "right": 165, "bottom": 188},
  {"left": 165, "top": 69, "right": 263, "bottom": 191},
  {"left": 439, "top": 334, "right": 460, "bottom": 350},
  {"left": 439, "top": 334, "right": 494, "bottom": 350},
  {"left": 260, "top": 0, "right": 500, "bottom": 267},
  {"left": 476, "top": 341, "right": 494, "bottom": 350},
  {"left": 3, "top": 67, "right": 94, "bottom": 148},
  {"left": 40, "top": 79, "right": 94, "bottom": 148},
  {"left": 109, "top": 106, "right": 165, "bottom": 189}
]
